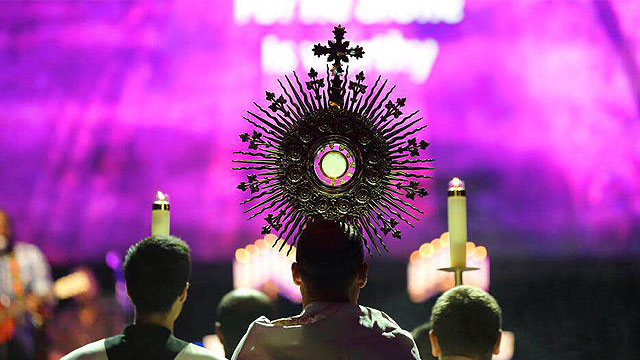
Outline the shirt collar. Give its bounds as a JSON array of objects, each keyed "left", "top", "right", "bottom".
[
  {"left": 123, "top": 323, "right": 173, "bottom": 344},
  {"left": 302, "top": 301, "right": 358, "bottom": 314},
  {"left": 297, "top": 301, "right": 359, "bottom": 323}
]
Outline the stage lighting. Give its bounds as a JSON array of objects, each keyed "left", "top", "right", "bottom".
[
  {"left": 407, "top": 232, "right": 489, "bottom": 303},
  {"left": 232, "top": 235, "right": 301, "bottom": 303}
]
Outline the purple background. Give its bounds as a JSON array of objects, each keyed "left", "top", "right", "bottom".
[{"left": 1, "top": 1, "right": 639, "bottom": 264}]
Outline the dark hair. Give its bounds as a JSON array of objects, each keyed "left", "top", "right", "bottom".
[
  {"left": 430, "top": 285, "right": 502, "bottom": 360},
  {"left": 216, "top": 289, "right": 275, "bottom": 356},
  {"left": 411, "top": 322, "right": 437, "bottom": 360},
  {"left": 123, "top": 235, "right": 191, "bottom": 314},
  {"left": 295, "top": 219, "right": 364, "bottom": 294}
]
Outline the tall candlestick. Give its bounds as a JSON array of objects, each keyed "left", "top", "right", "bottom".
[
  {"left": 447, "top": 178, "right": 467, "bottom": 269},
  {"left": 152, "top": 191, "right": 170, "bottom": 236}
]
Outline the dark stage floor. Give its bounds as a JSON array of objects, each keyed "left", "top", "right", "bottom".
[{"left": 52, "top": 257, "right": 640, "bottom": 360}]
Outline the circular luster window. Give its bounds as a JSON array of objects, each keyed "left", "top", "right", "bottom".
[{"left": 313, "top": 142, "right": 356, "bottom": 187}]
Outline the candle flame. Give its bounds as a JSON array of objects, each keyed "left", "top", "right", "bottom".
[
  {"left": 408, "top": 240, "right": 490, "bottom": 302},
  {"left": 448, "top": 177, "right": 465, "bottom": 190},
  {"left": 232, "top": 235, "right": 301, "bottom": 304},
  {"left": 466, "top": 242, "right": 476, "bottom": 253},
  {"left": 409, "top": 250, "right": 421, "bottom": 263},
  {"left": 473, "top": 246, "right": 487, "bottom": 260},
  {"left": 235, "top": 248, "right": 250, "bottom": 263},
  {"left": 419, "top": 243, "right": 433, "bottom": 257},
  {"left": 263, "top": 233, "right": 277, "bottom": 246},
  {"left": 155, "top": 190, "right": 169, "bottom": 202},
  {"left": 440, "top": 232, "right": 450, "bottom": 246}
]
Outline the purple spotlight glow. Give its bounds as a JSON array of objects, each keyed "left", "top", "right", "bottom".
[
  {"left": 0, "top": 1, "right": 638, "bottom": 263},
  {"left": 105, "top": 250, "right": 121, "bottom": 270}
]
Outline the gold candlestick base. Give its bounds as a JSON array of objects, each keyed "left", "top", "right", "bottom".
[{"left": 438, "top": 266, "right": 479, "bottom": 286}]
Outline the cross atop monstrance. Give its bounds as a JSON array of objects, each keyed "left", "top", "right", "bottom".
[{"left": 312, "top": 25, "right": 365, "bottom": 108}]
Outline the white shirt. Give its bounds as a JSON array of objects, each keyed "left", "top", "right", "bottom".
[
  {"left": 0, "top": 242, "right": 53, "bottom": 299},
  {"left": 61, "top": 338, "right": 224, "bottom": 360},
  {"left": 232, "top": 302, "right": 420, "bottom": 360},
  {"left": 0, "top": 242, "right": 53, "bottom": 356}
]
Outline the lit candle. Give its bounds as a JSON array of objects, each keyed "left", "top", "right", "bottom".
[
  {"left": 447, "top": 178, "right": 467, "bottom": 268},
  {"left": 152, "top": 191, "right": 170, "bottom": 236}
]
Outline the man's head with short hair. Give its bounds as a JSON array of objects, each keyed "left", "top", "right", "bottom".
[
  {"left": 123, "top": 235, "right": 191, "bottom": 317},
  {"left": 429, "top": 285, "right": 502, "bottom": 360},
  {"left": 215, "top": 288, "right": 275, "bottom": 356},
  {"left": 411, "top": 322, "right": 437, "bottom": 360},
  {"left": 292, "top": 219, "right": 367, "bottom": 305}
]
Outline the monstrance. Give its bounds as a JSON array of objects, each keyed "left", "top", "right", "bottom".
[{"left": 233, "top": 25, "right": 433, "bottom": 255}]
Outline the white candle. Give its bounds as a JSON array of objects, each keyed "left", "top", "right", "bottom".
[
  {"left": 447, "top": 178, "right": 467, "bottom": 268},
  {"left": 152, "top": 190, "right": 170, "bottom": 236}
]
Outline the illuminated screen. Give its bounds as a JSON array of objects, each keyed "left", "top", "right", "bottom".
[{"left": 0, "top": 1, "right": 639, "bottom": 262}]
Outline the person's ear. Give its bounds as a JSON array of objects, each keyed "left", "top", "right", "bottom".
[
  {"left": 292, "top": 263, "right": 303, "bottom": 286},
  {"left": 215, "top": 321, "right": 225, "bottom": 346},
  {"left": 492, "top": 330, "right": 502, "bottom": 355},
  {"left": 357, "top": 262, "right": 368, "bottom": 289},
  {"left": 179, "top": 282, "right": 189, "bottom": 303},
  {"left": 429, "top": 330, "right": 441, "bottom": 357}
]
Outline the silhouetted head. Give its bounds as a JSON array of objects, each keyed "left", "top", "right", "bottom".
[
  {"left": 292, "top": 219, "right": 367, "bottom": 305},
  {"left": 429, "top": 285, "right": 502, "bottom": 360},
  {"left": 215, "top": 288, "right": 275, "bottom": 356},
  {"left": 123, "top": 235, "right": 191, "bottom": 320}
]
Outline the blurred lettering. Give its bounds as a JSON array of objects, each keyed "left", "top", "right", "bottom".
[
  {"left": 262, "top": 30, "right": 439, "bottom": 83},
  {"left": 235, "top": 0, "right": 464, "bottom": 24}
]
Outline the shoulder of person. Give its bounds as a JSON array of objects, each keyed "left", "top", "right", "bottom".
[
  {"left": 15, "top": 241, "right": 38, "bottom": 252},
  {"left": 14, "top": 241, "right": 47, "bottom": 259},
  {"left": 176, "top": 343, "right": 227, "bottom": 360},
  {"left": 230, "top": 316, "right": 273, "bottom": 360},
  {"left": 237, "top": 315, "right": 273, "bottom": 342},
  {"left": 360, "top": 305, "right": 402, "bottom": 328},
  {"left": 60, "top": 339, "right": 108, "bottom": 360},
  {"left": 360, "top": 306, "right": 420, "bottom": 358}
]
